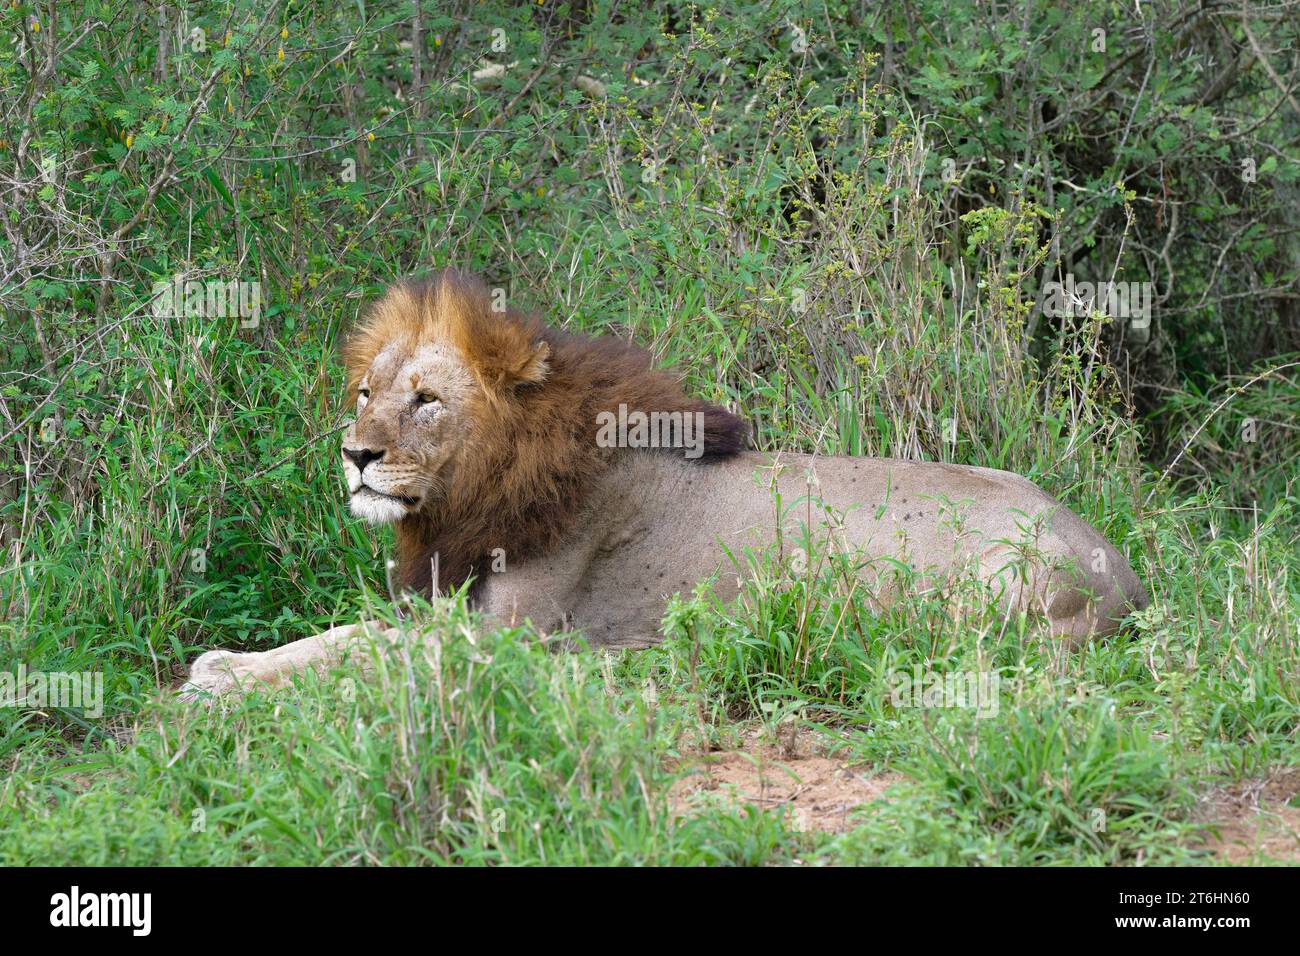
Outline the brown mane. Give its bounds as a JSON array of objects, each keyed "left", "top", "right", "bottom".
[{"left": 343, "top": 269, "right": 750, "bottom": 597}]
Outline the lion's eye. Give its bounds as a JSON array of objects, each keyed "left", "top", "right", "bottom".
[{"left": 415, "top": 392, "right": 440, "bottom": 407}]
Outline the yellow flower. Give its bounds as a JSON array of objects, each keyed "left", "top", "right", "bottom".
[
  {"left": 125, "top": 134, "right": 134, "bottom": 148},
  {"left": 277, "top": 46, "right": 285, "bottom": 62},
  {"left": 224, "top": 32, "right": 231, "bottom": 46},
  {"left": 434, "top": 36, "right": 442, "bottom": 47},
  {"left": 367, "top": 132, "right": 375, "bottom": 142},
  {"left": 280, "top": 27, "right": 288, "bottom": 40},
  {"left": 31, "top": 17, "right": 40, "bottom": 31}
]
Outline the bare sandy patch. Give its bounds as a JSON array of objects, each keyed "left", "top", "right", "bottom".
[
  {"left": 668, "top": 725, "right": 904, "bottom": 833},
  {"left": 1198, "top": 767, "right": 1300, "bottom": 864}
]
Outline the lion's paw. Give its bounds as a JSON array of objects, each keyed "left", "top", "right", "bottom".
[{"left": 179, "top": 650, "right": 266, "bottom": 704}]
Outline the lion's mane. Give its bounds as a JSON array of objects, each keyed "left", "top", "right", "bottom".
[{"left": 343, "top": 269, "right": 749, "bottom": 597}]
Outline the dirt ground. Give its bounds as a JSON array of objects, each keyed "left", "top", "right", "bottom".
[
  {"left": 668, "top": 725, "right": 905, "bottom": 833},
  {"left": 1197, "top": 767, "right": 1300, "bottom": 864},
  {"left": 671, "top": 725, "right": 1300, "bottom": 863}
]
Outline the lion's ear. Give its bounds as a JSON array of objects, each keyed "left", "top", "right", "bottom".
[{"left": 510, "top": 340, "right": 550, "bottom": 386}]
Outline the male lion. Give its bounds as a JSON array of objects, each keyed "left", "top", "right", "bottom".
[{"left": 184, "top": 269, "right": 1148, "bottom": 698}]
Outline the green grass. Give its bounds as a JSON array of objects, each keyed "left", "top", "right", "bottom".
[
  {"left": 2, "top": 0, "right": 1298, "bottom": 866},
  {"left": 2, "top": 482, "right": 1296, "bottom": 865}
]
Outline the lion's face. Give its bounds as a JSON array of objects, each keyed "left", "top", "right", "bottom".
[{"left": 342, "top": 340, "right": 479, "bottom": 525}]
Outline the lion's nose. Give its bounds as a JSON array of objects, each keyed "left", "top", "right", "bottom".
[{"left": 343, "top": 447, "right": 384, "bottom": 472}]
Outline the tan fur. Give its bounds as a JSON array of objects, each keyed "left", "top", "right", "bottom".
[{"left": 183, "top": 270, "right": 1148, "bottom": 701}]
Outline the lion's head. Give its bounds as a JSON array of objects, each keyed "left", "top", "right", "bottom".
[
  {"left": 341, "top": 269, "right": 748, "bottom": 597},
  {"left": 341, "top": 274, "right": 550, "bottom": 526}
]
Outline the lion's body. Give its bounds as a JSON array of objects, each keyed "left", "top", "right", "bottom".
[
  {"left": 478, "top": 449, "right": 1146, "bottom": 648},
  {"left": 183, "top": 270, "right": 1148, "bottom": 700}
]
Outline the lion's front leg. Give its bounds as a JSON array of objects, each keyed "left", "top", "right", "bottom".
[
  {"left": 180, "top": 622, "right": 396, "bottom": 702},
  {"left": 475, "top": 540, "right": 599, "bottom": 641}
]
